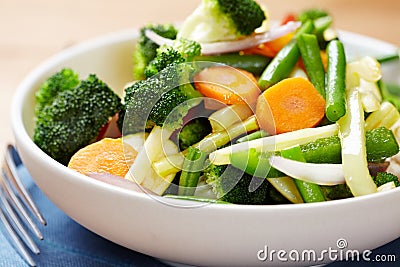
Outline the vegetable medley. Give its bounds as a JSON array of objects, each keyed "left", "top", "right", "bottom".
[{"left": 33, "top": 0, "right": 400, "bottom": 205}]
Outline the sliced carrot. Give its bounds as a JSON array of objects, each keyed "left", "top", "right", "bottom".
[
  {"left": 68, "top": 138, "right": 137, "bottom": 178},
  {"left": 193, "top": 66, "right": 261, "bottom": 105},
  {"left": 256, "top": 77, "right": 326, "bottom": 134},
  {"left": 320, "top": 50, "right": 328, "bottom": 71},
  {"left": 242, "top": 32, "right": 294, "bottom": 58}
]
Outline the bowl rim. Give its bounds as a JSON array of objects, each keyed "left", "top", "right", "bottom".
[{"left": 11, "top": 27, "right": 400, "bottom": 211}]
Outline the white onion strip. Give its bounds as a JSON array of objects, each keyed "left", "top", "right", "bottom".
[
  {"left": 145, "top": 21, "right": 301, "bottom": 55},
  {"left": 269, "top": 156, "right": 345, "bottom": 186}
]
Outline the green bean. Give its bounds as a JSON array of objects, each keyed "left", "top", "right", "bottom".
[
  {"left": 178, "top": 147, "right": 207, "bottom": 196},
  {"left": 297, "top": 33, "right": 326, "bottom": 98},
  {"left": 280, "top": 146, "right": 326, "bottom": 203},
  {"left": 325, "top": 40, "right": 347, "bottom": 122},
  {"left": 377, "top": 53, "right": 400, "bottom": 64},
  {"left": 258, "top": 20, "right": 314, "bottom": 90},
  {"left": 194, "top": 53, "right": 271, "bottom": 76}
]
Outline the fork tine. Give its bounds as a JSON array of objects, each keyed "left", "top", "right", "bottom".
[
  {"left": 1, "top": 168, "right": 43, "bottom": 240},
  {"left": 0, "top": 186, "right": 40, "bottom": 254},
  {"left": 0, "top": 206, "right": 37, "bottom": 267},
  {"left": 5, "top": 145, "right": 46, "bottom": 226}
]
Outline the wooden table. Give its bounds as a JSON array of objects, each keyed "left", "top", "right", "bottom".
[{"left": 1, "top": 0, "right": 399, "bottom": 157}]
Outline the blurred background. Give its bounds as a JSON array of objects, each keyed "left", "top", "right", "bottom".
[{"left": 0, "top": 0, "right": 399, "bottom": 156}]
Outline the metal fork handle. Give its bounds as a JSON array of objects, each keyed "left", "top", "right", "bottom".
[
  {"left": 4, "top": 144, "right": 46, "bottom": 226},
  {"left": 0, "top": 206, "right": 37, "bottom": 267}
]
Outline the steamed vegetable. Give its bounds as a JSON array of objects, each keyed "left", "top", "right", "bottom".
[
  {"left": 325, "top": 40, "right": 347, "bottom": 121},
  {"left": 34, "top": 74, "right": 122, "bottom": 165},
  {"left": 133, "top": 24, "right": 178, "bottom": 80},
  {"left": 256, "top": 77, "right": 326, "bottom": 134},
  {"left": 193, "top": 66, "right": 261, "bottom": 105},
  {"left": 297, "top": 33, "right": 326, "bottom": 98},
  {"left": 177, "top": 0, "right": 266, "bottom": 43}
]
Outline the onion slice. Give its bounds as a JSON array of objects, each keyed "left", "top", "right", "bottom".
[
  {"left": 269, "top": 156, "right": 345, "bottom": 186},
  {"left": 145, "top": 21, "right": 301, "bottom": 55}
]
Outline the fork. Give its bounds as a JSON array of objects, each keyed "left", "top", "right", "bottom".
[{"left": 0, "top": 144, "right": 46, "bottom": 266}]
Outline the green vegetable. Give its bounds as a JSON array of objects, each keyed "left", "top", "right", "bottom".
[
  {"left": 373, "top": 172, "right": 400, "bottom": 187},
  {"left": 178, "top": 147, "right": 208, "bottom": 196},
  {"left": 298, "top": 9, "right": 329, "bottom": 23},
  {"left": 178, "top": 0, "right": 266, "bottom": 43},
  {"left": 34, "top": 68, "right": 80, "bottom": 116},
  {"left": 236, "top": 130, "right": 269, "bottom": 143},
  {"left": 144, "top": 38, "right": 202, "bottom": 78},
  {"left": 297, "top": 33, "right": 325, "bottom": 98},
  {"left": 325, "top": 40, "right": 347, "bottom": 122},
  {"left": 365, "top": 101, "right": 400, "bottom": 130},
  {"left": 203, "top": 164, "right": 270, "bottom": 205},
  {"left": 300, "top": 127, "right": 399, "bottom": 164},
  {"left": 365, "top": 127, "right": 400, "bottom": 162},
  {"left": 120, "top": 63, "right": 202, "bottom": 134},
  {"left": 376, "top": 53, "right": 400, "bottom": 64},
  {"left": 337, "top": 85, "right": 377, "bottom": 196},
  {"left": 194, "top": 53, "right": 271, "bottom": 76},
  {"left": 321, "top": 184, "right": 353, "bottom": 200},
  {"left": 133, "top": 24, "right": 178, "bottom": 80},
  {"left": 280, "top": 146, "right": 326, "bottom": 203},
  {"left": 152, "top": 116, "right": 260, "bottom": 178},
  {"left": 379, "top": 81, "right": 400, "bottom": 111},
  {"left": 230, "top": 148, "right": 283, "bottom": 178},
  {"left": 258, "top": 20, "right": 314, "bottom": 90},
  {"left": 33, "top": 74, "right": 122, "bottom": 165},
  {"left": 179, "top": 118, "right": 212, "bottom": 150}
]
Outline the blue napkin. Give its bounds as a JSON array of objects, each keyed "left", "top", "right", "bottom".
[{"left": 0, "top": 161, "right": 399, "bottom": 266}]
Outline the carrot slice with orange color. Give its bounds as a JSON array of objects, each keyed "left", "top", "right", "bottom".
[
  {"left": 193, "top": 66, "right": 261, "bottom": 105},
  {"left": 68, "top": 138, "right": 137, "bottom": 178},
  {"left": 256, "top": 77, "right": 326, "bottom": 134}
]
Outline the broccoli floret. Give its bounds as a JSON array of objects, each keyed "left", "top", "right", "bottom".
[
  {"left": 321, "top": 184, "right": 353, "bottom": 201},
  {"left": 35, "top": 68, "right": 80, "bottom": 116},
  {"left": 33, "top": 74, "right": 122, "bottom": 165},
  {"left": 374, "top": 172, "right": 400, "bottom": 187},
  {"left": 144, "top": 38, "right": 202, "bottom": 78},
  {"left": 144, "top": 47, "right": 185, "bottom": 78},
  {"left": 121, "top": 38, "right": 203, "bottom": 134},
  {"left": 179, "top": 118, "right": 212, "bottom": 150},
  {"left": 178, "top": 0, "right": 266, "bottom": 43},
  {"left": 121, "top": 63, "right": 202, "bottom": 134},
  {"left": 203, "top": 164, "right": 269, "bottom": 205},
  {"left": 133, "top": 24, "right": 178, "bottom": 80}
]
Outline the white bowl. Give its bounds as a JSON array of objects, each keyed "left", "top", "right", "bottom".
[{"left": 11, "top": 29, "right": 400, "bottom": 267}]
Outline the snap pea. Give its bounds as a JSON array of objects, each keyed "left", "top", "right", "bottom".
[
  {"left": 194, "top": 53, "right": 271, "bottom": 76},
  {"left": 178, "top": 147, "right": 207, "bottom": 196},
  {"left": 280, "top": 146, "right": 326, "bottom": 203},
  {"left": 325, "top": 40, "right": 347, "bottom": 122},
  {"left": 297, "top": 33, "right": 326, "bottom": 98},
  {"left": 258, "top": 20, "right": 314, "bottom": 90}
]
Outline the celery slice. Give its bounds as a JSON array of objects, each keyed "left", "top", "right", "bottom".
[
  {"left": 210, "top": 124, "right": 338, "bottom": 165},
  {"left": 337, "top": 87, "right": 377, "bottom": 196}
]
